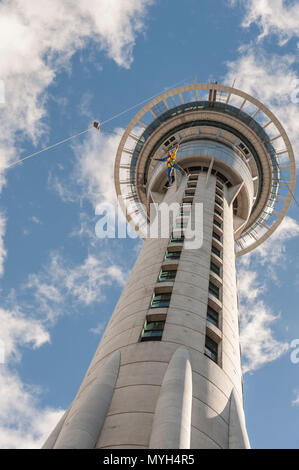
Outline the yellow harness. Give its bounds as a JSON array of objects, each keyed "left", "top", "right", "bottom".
[{"left": 166, "top": 148, "right": 178, "bottom": 167}]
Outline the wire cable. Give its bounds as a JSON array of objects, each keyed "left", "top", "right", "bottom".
[
  {"left": 5, "top": 77, "right": 192, "bottom": 170},
  {"left": 6, "top": 128, "right": 92, "bottom": 169},
  {"left": 100, "top": 76, "right": 191, "bottom": 126}
]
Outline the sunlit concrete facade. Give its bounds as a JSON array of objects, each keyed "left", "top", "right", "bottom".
[{"left": 43, "top": 83, "right": 295, "bottom": 449}]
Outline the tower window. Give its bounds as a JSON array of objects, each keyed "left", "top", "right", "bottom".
[
  {"left": 207, "top": 305, "right": 219, "bottom": 327},
  {"left": 204, "top": 336, "right": 218, "bottom": 363},
  {"left": 170, "top": 234, "right": 184, "bottom": 244},
  {"left": 183, "top": 196, "right": 193, "bottom": 203},
  {"left": 212, "top": 231, "right": 221, "bottom": 242},
  {"left": 209, "top": 281, "right": 220, "bottom": 299},
  {"left": 151, "top": 293, "right": 171, "bottom": 309},
  {"left": 140, "top": 320, "right": 165, "bottom": 342},
  {"left": 164, "top": 250, "right": 181, "bottom": 261},
  {"left": 210, "top": 261, "right": 221, "bottom": 277},
  {"left": 215, "top": 196, "right": 223, "bottom": 207},
  {"left": 213, "top": 219, "right": 222, "bottom": 229},
  {"left": 158, "top": 269, "right": 177, "bottom": 282},
  {"left": 212, "top": 245, "right": 221, "bottom": 258}
]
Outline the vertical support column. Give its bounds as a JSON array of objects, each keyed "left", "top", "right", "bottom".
[
  {"left": 149, "top": 347, "right": 193, "bottom": 449},
  {"left": 54, "top": 351, "right": 121, "bottom": 449}
]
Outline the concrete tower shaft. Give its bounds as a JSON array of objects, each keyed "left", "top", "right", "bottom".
[{"left": 43, "top": 83, "right": 295, "bottom": 449}]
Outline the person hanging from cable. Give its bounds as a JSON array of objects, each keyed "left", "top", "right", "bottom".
[
  {"left": 93, "top": 121, "right": 100, "bottom": 131},
  {"left": 151, "top": 143, "right": 188, "bottom": 184}
]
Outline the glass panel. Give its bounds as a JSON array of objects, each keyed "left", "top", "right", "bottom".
[
  {"left": 170, "top": 235, "right": 184, "bottom": 244},
  {"left": 204, "top": 346, "right": 218, "bottom": 362},
  {"left": 152, "top": 101, "right": 167, "bottom": 117},
  {"left": 207, "top": 306, "right": 219, "bottom": 327},
  {"left": 140, "top": 320, "right": 165, "bottom": 342},
  {"left": 166, "top": 94, "right": 181, "bottom": 109},
  {"left": 151, "top": 293, "right": 171, "bottom": 308},
  {"left": 159, "top": 270, "right": 177, "bottom": 282},
  {"left": 205, "top": 336, "right": 218, "bottom": 363},
  {"left": 212, "top": 246, "right": 221, "bottom": 258},
  {"left": 213, "top": 219, "right": 222, "bottom": 229},
  {"left": 142, "top": 330, "right": 163, "bottom": 337},
  {"left": 212, "top": 231, "right": 221, "bottom": 242},
  {"left": 209, "top": 282, "right": 219, "bottom": 298},
  {"left": 144, "top": 321, "right": 165, "bottom": 332},
  {"left": 210, "top": 262, "right": 220, "bottom": 276},
  {"left": 165, "top": 250, "right": 181, "bottom": 260}
]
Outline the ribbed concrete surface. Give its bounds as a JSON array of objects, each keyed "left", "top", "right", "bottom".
[{"left": 44, "top": 167, "right": 249, "bottom": 449}]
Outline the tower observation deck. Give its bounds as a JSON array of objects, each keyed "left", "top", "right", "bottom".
[{"left": 44, "top": 83, "right": 295, "bottom": 449}]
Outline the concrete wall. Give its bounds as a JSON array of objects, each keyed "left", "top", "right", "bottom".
[{"left": 45, "top": 171, "right": 249, "bottom": 449}]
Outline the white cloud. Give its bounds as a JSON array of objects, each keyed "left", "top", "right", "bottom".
[
  {"left": 236, "top": 217, "right": 299, "bottom": 373},
  {"left": 49, "top": 127, "right": 125, "bottom": 215},
  {"left": 0, "top": 306, "right": 50, "bottom": 363},
  {"left": 224, "top": 8, "right": 299, "bottom": 374},
  {"left": 52, "top": 127, "right": 137, "bottom": 241},
  {"left": 26, "top": 251, "right": 127, "bottom": 323},
  {"left": 0, "top": 300, "right": 61, "bottom": 449},
  {"left": 30, "top": 216, "right": 42, "bottom": 225},
  {"left": 224, "top": 51, "right": 299, "bottom": 162},
  {"left": 239, "top": 216, "right": 299, "bottom": 268},
  {"left": 0, "top": 368, "right": 64, "bottom": 449},
  {"left": 237, "top": 269, "right": 264, "bottom": 301},
  {"left": 89, "top": 321, "right": 107, "bottom": 336},
  {"left": 0, "top": 0, "right": 153, "bottom": 170},
  {"left": 240, "top": 300, "right": 289, "bottom": 373},
  {"left": 237, "top": 263, "right": 290, "bottom": 373},
  {"left": 292, "top": 389, "right": 299, "bottom": 406},
  {"left": 237, "top": 226, "right": 297, "bottom": 374},
  {"left": 0, "top": 245, "right": 127, "bottom": 448},
  {"left": 71, "top": 128, "right": 124, "bottom": 207},
  {"left": 234, "top": 0, "right": 299, "bottom": 44},
  {"left": 0, "top": 0, "right": 154, "bottom": 278},
  {"left": 252, "top": 216, "right": 299, "bottom": 264}
]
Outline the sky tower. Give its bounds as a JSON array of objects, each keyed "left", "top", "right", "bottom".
[{"left": 44, "top": 82, "right": 295, "bottom": 449}]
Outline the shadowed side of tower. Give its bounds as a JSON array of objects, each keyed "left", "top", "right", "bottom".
[{"left": 43, "top": 83, "right": 295, "bottom": 449}]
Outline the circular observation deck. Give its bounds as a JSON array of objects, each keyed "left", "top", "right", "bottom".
[{"left": 114, "top": 83, "right": 295, "bottom": 256}]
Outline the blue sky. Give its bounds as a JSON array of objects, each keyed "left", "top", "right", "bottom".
[{"left": 0, "top": 0, "right": 299, "bottom": 449}]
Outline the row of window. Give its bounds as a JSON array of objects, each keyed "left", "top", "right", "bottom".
[
  {"left": 140, "top": 175, "right": 196, "bottom": 342},
  {"left": 140, "top": 175, "right": 224, "bottom": 367},
  {"left": 204, "top": 179, "right": 225, "bottom": 364}
]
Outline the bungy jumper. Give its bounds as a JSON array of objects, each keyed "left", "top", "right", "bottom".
[{"left": 151, "top": 143, "right": 187, "bottom": 184}]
